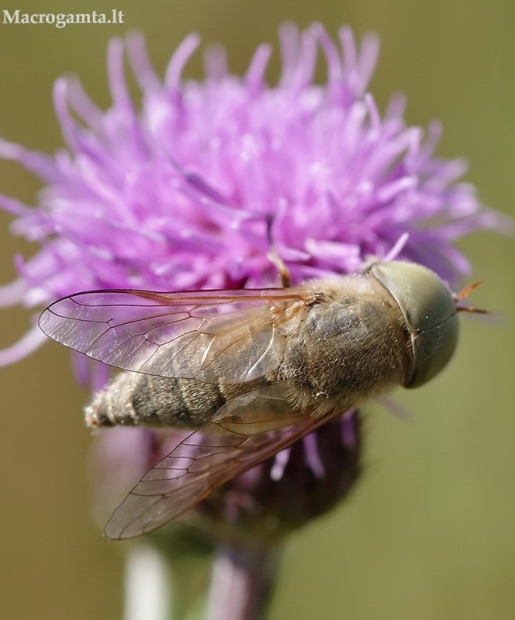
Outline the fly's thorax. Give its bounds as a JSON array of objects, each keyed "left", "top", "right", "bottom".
[{"left": 277, "top": 272, "right": 412, "bottom": 408}]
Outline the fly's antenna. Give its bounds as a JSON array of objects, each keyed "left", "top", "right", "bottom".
[
  {"left": 454, "top": 281, "right": 488, "bottom": 314},
  {"left": 265, "top": 215, "right": 291, "bottom": 289}
]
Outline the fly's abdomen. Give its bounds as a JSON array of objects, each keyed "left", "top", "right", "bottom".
[{"left": 85, "top": 372, "right": 227, "bottom": 429}]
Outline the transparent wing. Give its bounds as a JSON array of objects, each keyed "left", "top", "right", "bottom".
[
  {"left": 39, "top": 287, "right": 315, "bottom": 383},
  {"left": 104, "top": 385, "right": 327, "bottom": 539}
]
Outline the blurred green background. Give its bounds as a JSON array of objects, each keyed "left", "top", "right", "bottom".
[{"left": 1, "top": 1, "right": 514, "bottom": 619}]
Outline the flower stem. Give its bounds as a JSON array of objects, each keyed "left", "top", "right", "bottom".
[
  {"left": 124, "top": 544, "right": 173, "bottom": 620},
  {"left": 206, "top": 543, "right": 281, "bottom": 620}
]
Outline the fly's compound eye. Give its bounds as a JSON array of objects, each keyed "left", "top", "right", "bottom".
[{"left": 370, "top": 261, "right": 459, "bottom": 388}]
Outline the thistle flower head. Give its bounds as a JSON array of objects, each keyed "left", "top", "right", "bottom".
[
  {"left": 0, "top": 24, "right": 503, "bottom": 540},
  {"left": 0, "top": 23, "right": 501, "bottom": 368}
]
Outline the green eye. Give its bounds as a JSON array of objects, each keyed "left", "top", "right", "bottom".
[{"left": 370, "top": 261, "right": 459, "bottom": 388}]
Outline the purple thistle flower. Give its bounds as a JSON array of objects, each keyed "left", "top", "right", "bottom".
[
  {"left": 0, "top": 22, "right": 505, "bottom": 620},
  {"left": 0, "top": 23, "right": 501, "bottom": 370}
]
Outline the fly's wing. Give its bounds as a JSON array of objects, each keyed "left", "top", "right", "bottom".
[
  {"left": 39, "top": 287, "right": 316, "bottom": 384},
  {"left": 104, "top": 385, "right": 327, "bottom": 539}
]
